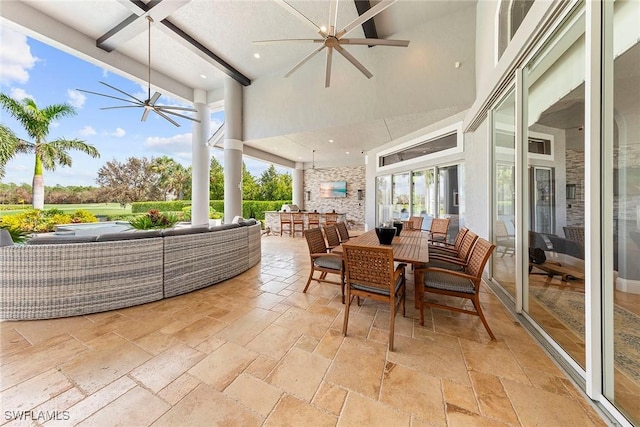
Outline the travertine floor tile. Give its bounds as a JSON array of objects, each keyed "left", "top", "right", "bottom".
[
  {"left": 267, "top": 347, "right": 331, "bottom": 401},
  {"left": 156, "top": 373, "right": 201, "bottom": 406},
  {"left": 460, "top": 339, "right": 530, "bottom": 384},
  {"left": 224, "top": 373, "right": 282, "bottom": 417},
  {"left": 246, "top": 323, "right": 302, "bottom": 359},
  {"left": 264, "top": 394, "right": 336, "bottom": 427},
  {"left": 469, "top": 370, "right": 519, "bottom": 425},
  {"left": 188, "top": 341, "right": 258, "bottom": 390},
  {"left": 0, "top": 368, "right": 73, "bottom": 414},
  {"left": 312, "top": 381, "right": 347, "bottom": 415},
  {"left": 130, "top": 343, "right": 204, "bottom": 392},
  {"left": 215, "top": 307, "right": 280, "bottom": 346},
  {"left": 153, "top": 383, "right": 262, "bottom": 426},
  {"left": 77, "top": 386, "right": 169, "bottom": 426},
  {"left": 338, "top": 392, "right": 411, "bottom": 427},
  {"left": 64, "top": 376, "right": 137, "bottom": 425}
]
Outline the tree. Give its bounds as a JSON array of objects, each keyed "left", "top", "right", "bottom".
[
  {"left": 0, "top": 124, "right": 26, "bottom": 179},
  {"left": 209, "top": 157, "right": 224, "bottom": 200},
  {"left": 0, "top": 94, "right": 100, "bottom": 209},
  {"left": 151, "top": 156, "right": 178, "bottom": 201},
  {"left": 96, "top": 157, "right": 161, "bottom": 206},
  {"left": 242, "top": 162, "right": 259, "bottom": 200},
  {"left": 258, "top": 165, "right": 292, "bottom": 201}
]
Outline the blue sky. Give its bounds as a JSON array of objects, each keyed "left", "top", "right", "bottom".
[{"left": 0, "top": 26, "right": 286, "bottom": 187}]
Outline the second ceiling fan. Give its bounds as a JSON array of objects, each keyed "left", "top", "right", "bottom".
[{"left": 255, "top": 0, "right": 410, "bottom": 88}]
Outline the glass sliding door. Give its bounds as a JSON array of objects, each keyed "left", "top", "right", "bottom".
[
  {"left": 438, "top": 165, "right": 462, "bottom": 241},
  {"left": 392, "top": 173, "right": 410, "bottom": 222},
  {"left": 376, "top": 175, "right": 392, "bottom": 226},
  {"left": 605, "top": 0, "right": 640, "bottom": 422},
  {"left": 493, "top": 90, "right": 517, "bottom": 298},
  {"left": 412, "top": 169, "right": 436, "bottom": 231},
  {"left": 524, "top": 6, "right": 586, "bottom": 368}
]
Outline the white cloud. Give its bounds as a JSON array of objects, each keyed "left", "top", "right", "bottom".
[
  {"left": 9, "top": 87, "right": 34, "bottom": 102},
  {"left": 79, "top": 126, "right": 97, "bottom": 136},
  {"left": 0, "top": 27, "right": 38, "bottom": 85},
  {"left": 111, "top": 127, "right": 126, "bottom": 137},
  {"left": 50, "top": 121, "right": 60, "bottom": 129},
  {"left": 66, "top": 89, "right": 86, "bottom": 108},
  {"left": 145, "top": 133, "right": 192, "bottom": 149}
]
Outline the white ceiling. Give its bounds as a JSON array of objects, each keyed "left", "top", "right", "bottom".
[{"left": 1, "top": 0, "right": 477, "bottom": 168}]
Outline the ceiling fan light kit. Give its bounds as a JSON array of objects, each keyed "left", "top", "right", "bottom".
[
  {"left": 255, "top": 0, "right": 409, "bottom": 88},
  {"left": 78, "top": 16, "right": 199, "bottom": 127}
]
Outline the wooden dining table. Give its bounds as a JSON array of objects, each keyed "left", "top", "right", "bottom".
[{"left": 333, "top": 229, "right": 430, "bottom": 308}]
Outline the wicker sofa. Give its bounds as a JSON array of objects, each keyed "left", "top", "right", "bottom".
[{"left": 0, "top": 221, "right": 261, "bottom": 320}]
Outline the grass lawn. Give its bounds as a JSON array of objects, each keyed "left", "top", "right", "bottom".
[{"left": 0, "top": 203, "right": 132, "bottom": 217}]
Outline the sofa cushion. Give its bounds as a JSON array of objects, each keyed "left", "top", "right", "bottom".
[
  {"left": 161, "top": 226, "right": 210, "bottom": 236},
  {"left": 27, "top": 235, "right": 97, "bottom": 245},
  {"left": 0, "top": 229, "right": 14, "bottom": 246},
  {"left": 96, "top": 230, "right": 162, "bottom": 241},
  {"left": 209, "top": 223, "right": 241, "bottom": 231},
  {"left": 239, "top": 219, "right": 258, "bottom": 226}
]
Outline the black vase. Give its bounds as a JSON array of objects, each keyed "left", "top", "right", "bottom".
[
  {"left": 375, "top": 227, "right": 396, "bottom": 245},
  {"left": 393, "top": 221, "right": 403, "bottom": 236}
]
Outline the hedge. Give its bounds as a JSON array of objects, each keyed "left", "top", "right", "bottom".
[
  {"left": 0, "top": 204, "right": 32, "bottom": 211},
  {"left": 131, "top": 200, "right": 291, "bottom": 220}
]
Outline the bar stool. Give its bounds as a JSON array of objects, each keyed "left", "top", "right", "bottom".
[
  {"left": 292, "top": 212, "right": 305, "bottom": 237},
  {"left": 325, "top": 212, "right": 338, "bottom": 227},
  {"left": 280, "top": 212, "right": 292, "bottom": 236},
  {"left": 308, "top": 212, "right": 320, "bottom": 229}
]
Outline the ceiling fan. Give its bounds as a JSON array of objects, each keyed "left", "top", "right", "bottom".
[
  {"left": 255, "top": 0, "right": 409, "bottom": 87},
  {"left": 77, "top": 16, "right": 199, "bottom": 127}
]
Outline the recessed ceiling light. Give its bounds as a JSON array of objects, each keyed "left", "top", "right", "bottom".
[
  {"left": 274, "top": 147, "right": 278, "bottom": 150},
  {"left": 254, "top": 53, "right": 261, "bottom": 59},
  {"left": 345, "top": 151, "right": 350, "bottom": 154},
  {"left": 200, "top": 74, "right": 207, "bottom": 79},
  {"left": 328, "top": 139, "right": 334, "bottom": 143},
  {"left": 320, "top": 25, "right": 327, "bottom": 33}
]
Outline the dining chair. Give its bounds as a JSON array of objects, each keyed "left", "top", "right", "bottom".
[
  {"left": 303, "top": 228, "right": 345, "bottom": 303},
  {"left": 307, "top": 212, "right": 320, "bottom": 229},
  {"left": 429, "top": 217, "right": 450, "bottom": 243},
  {"left": 406, "top": 216, "right": 424, "bottom": 231},
  {"left": 292, "top": 212, "right": 305, "bottom": 237},
  {"left": 323, "top": 225, "right": 341, "bottom": 250},
  {"left": 429, "top": 227, "right": 469, "bottom": 256},
  {"left": 336, "top": 221, "right": 350, "bottom": 242},
  {"left": 414, "top": 238, "right": 497, "bottom": 340},
  {"left": 279, "top": 212, "right": 292, "bottom": 236},
  {"left": 342, "top": 244, "right": 406, "bottom": 351},
  {"left": 324, "top": 212, "right": 338, "bottom": 227},
  {"left": 427, "top": 231, "right": 478, "bottom": 272}
]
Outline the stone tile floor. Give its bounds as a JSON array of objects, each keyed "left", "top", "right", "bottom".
[{"left": 0, "top": 236, "right": 608, "bottom": 426}]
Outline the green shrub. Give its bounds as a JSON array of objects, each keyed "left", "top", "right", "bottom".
[
  {"left": 131, "top": 201, "right": 185, "bottom": 213},
  {"left": 129, "top": 210, "right": 179, "bottom": 230},
  {"left": 182, "top": 206, "right": 192, "bottom": 221},
  {"left": 0, "top": 208, "right": 97, "bottom": 233},
  {"left": 0, "top": 204, "right": 31, "bottom": 211},
  {"left": 43, "top": 208, "right": 65, "bottom": 217},
  {"left": 0, "top": 225, "right": 29, "bottom": 243},
  {"left": 71, "top": 209, "right": 98, "bottom": 223}
]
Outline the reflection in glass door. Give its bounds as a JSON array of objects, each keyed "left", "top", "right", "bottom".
[
  {"left": 529, "top": 167, "right": 555, "bottom": 234},
  {"left": 438, "top": 165, "right": 461, "bottom": 240},
  {"left": 605, "top": 0, "right": 640, "bottom": 422},
  {"left": 392, "top": 173, "right": 411, "bottom": 222},
  {"left": 525, "top": 7, "right": 585, "bottom": 370},
  {"left": 411, "top": 169, "right": 436, "bottom": 231},
  {"left": 376, "top": 176, "right": 392, "bottom": 226}
]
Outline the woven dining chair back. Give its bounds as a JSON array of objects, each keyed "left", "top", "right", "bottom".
[
  {"left": 408, "top": 216, "right": 424, "bottom": 230},
  {"left": 429, "top": 217, "right": 450, "bottom": 242},
  {"left": 457, "top": 231, "right": 478, "bottom": 261},
  {"left": 323, "top": 225, "right": 341, "bottom": 249},
  {"left": 336, "top": 222, "right": 350, "bottom": 242},
  {"left": 325, "top": 212, "right": 338, "bottom": 226},
  {"left": 303, "top": 228, "right": 344, "bottom": 302},
  {"left": 342, "top": 244, "right": 406, "bottom": 351}
]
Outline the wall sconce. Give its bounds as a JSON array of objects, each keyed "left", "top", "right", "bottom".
[
  {"left": 306, "top": 190, "right": 311, "bottom": 201},
  {"left": 357, "top": 189, "right": 363, "bottom": 200},
  {"left": 566, "top": 184, "right": 576, "bottom": 200}
]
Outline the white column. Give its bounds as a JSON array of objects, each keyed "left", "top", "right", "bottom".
[
  {"left": 191, "top": 89, "right": 210, "bottom": 226},
  {"left": 293, "top": 162, "right": 304, "bottom": 208},
  {"left": 224, "top": 77, "right": 243, "bottom": 223}
]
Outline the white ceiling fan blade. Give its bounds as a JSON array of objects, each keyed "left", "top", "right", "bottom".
[
  {"left": 156, "top": 108, "right": 201, "bottom": 122},
  {"left": 274, "top": 0, "right": 326, "bottom": 36},
  {"left": 335, "top": 45, "right": 373, "bottom": 79},
  {"left": 153, "top": 108, "right": 181, "bottom": 127},
  {"left": 141, "top": 107, "right": 152, "bottom": 122},
  {"left": 340, "top": 38, "right": 410, "bottom": 47},
  {"left": 325, "top": 46, "right": 333, "bottom": 88},
  {"left": 337, "top": 0, "right": 396, "bottom": 38},
  {"left": 99, "top": 81, "right": 145, "bottom": 103},
  {"left": 284, "top": 44, "right": 326, "bottom": 78},
  {"left": 253, "top": 39, "right": 324, "bottom": 45},
  {"left": 155, "top": 105, "right": 198, "bottom": 112},
  {"left": 76, "top": 89, "right": 142, "bottom": 106},
  {"left": 100, "top": 105, "right": 143, "bottom": 110},
  {"left": 149, "top": 92, "right": 161, "bottom": 105},
  {"left": 328, "top": 0, "right": 338, "bottom": 36}
]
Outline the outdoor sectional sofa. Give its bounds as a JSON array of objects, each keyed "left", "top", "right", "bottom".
[{"left": 0, "top": 221, "right": 261, "bottom": 320}]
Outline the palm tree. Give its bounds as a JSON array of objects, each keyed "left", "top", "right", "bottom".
[
  {"left": 0, "top": 124, "right": 27, "bottom": 179},
  {"left": 0, "top": 94, "right": 100, "bottom": 209}
]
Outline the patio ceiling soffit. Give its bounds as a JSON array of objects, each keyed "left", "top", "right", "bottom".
[{"left": 96, "top": 0, "right": 251, "bottom": 87}]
